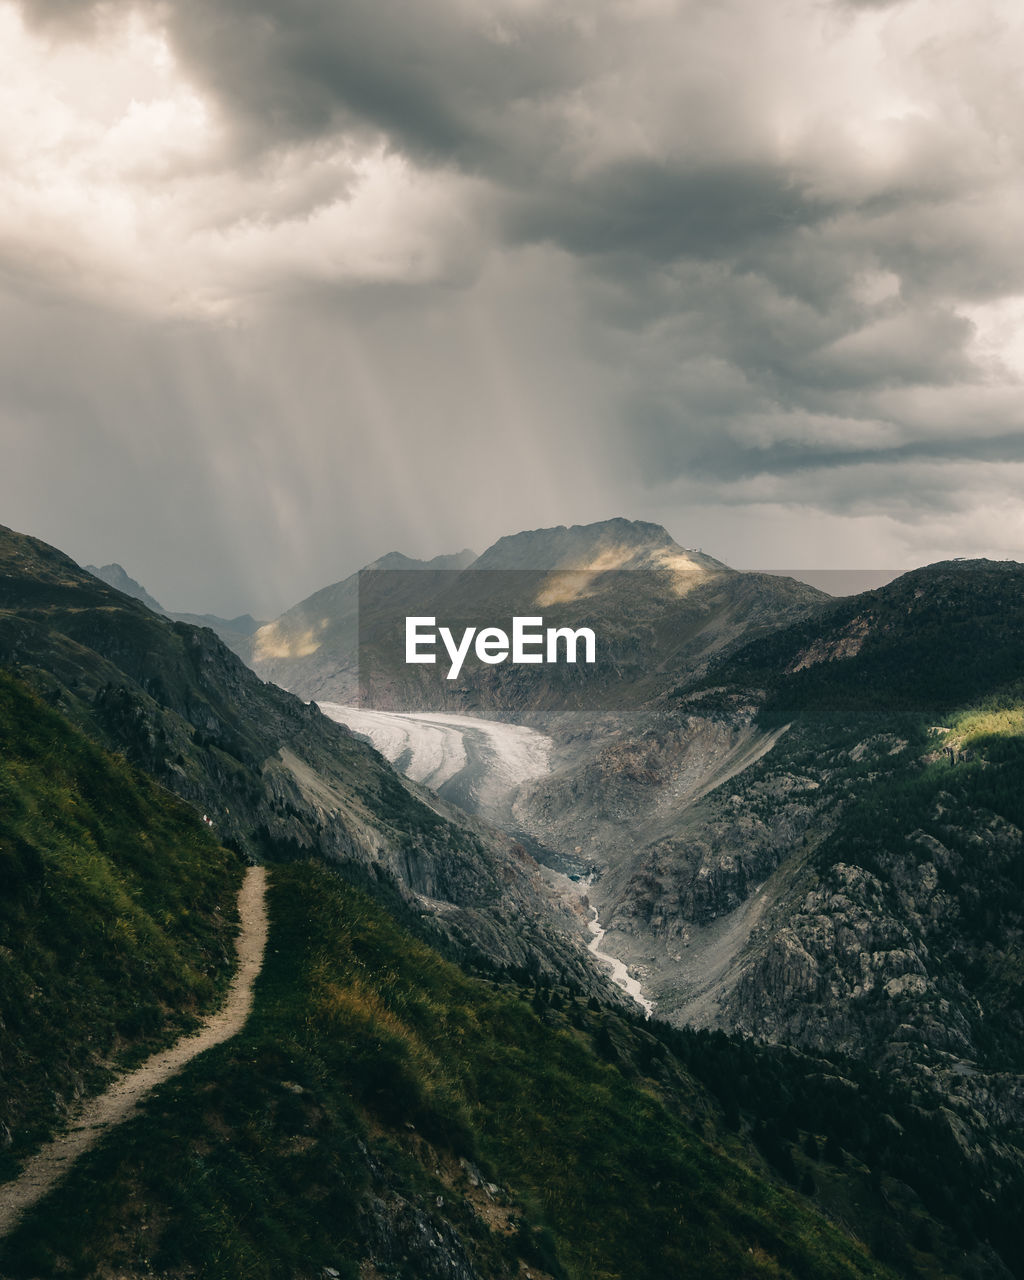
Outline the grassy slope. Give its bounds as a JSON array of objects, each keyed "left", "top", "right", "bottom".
[
  {"left": 1, "top": 861, "right": 893, "bottom": 1280},
  {"left": 0, "top": 670, "right": 244, "bottom": 1166}
]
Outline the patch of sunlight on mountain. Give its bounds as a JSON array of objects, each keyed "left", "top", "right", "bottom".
[{"left": 252, "top": 618, "right": 327, "bottom": 660}]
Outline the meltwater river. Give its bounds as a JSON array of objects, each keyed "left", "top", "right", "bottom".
[{"left": 317, "top": 702, "right": 652, "bottom": 1016}]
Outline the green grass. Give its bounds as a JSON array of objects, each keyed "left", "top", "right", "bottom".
[
  {"left": 1, "top": 861, "right": 894, "bottom": 1280},
  {"left": 0, "top": 670, "right": 243, "bottom": 1165}
]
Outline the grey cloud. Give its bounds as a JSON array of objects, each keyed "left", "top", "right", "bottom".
[
  {"left": 861, "top": 201, "right": 1024, "bottom": 304},
  {"left": 153, "top": 0, "right": 594, "bottom": 169},
  {"left": 17, "top": 0, "right": 1016, "bottom": 300},
  {"left": 16, "top": 0, "right": 107, "bottom": 31},
  {"left": 801, "top": 308, "right": 976, "bottom": 390},
  {"left": 503, "top": 161, "right": 836, "bottom": 262},
  {"left": 7, "top": 0, "right": 1024, "bottom": 603},
  {"left": 666, "top": 431, "right": 1024, "bottom": 487}
]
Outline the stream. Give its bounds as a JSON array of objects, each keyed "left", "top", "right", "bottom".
[
  {"left": 587, "top": 906, "right": 654, "bottom": 1018},
  {"left": 318, "top": 701, "right": 655, "bottom": 1016}
]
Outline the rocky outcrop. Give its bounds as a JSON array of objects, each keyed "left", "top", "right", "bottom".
[{"left": 360, "top": 1192, "right": 484, "bottom": 1280}]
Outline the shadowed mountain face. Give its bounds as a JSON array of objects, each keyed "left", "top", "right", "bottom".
[
  {"left": 83, "top": 561, "right": 264, "bottom": 656},
  {"left": 0, "top": 524, "right": 618, "bottom": 997},
  {"left": 84, "top": 562, "right": 165, "bottom": 614},
  {"left": 249, "top": 518, "right": 828, "bottom": 710}
]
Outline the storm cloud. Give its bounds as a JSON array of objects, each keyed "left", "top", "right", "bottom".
[{"left": 3, "top": 0, "right": 1024, "bottom": 613}]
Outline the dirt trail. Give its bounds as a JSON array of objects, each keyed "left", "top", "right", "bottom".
[{"left": 0, "top": 865, "right": 268, "bottom": 1239}]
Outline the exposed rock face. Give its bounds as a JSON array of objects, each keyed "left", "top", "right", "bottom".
[
  {"left": 522, "top": 705, "right": 801, "bottom": 904},
  {"left": 455, "top": 560, "right": 1024, "bottom": 1246},
  {"left": 360, "top": 1192, "right": 483, "bottom": 1280},
  {"left": 788, "top": 614, "right": 871, "bottom": 670},
  {"left": 554, "top": 707, "right": 1019, "bottom": 1069}
]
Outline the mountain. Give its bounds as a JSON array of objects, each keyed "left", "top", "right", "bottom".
[
  {"left": 0, "top": 523, "right": 917, "bottom": 1279},
  {"left": 84, "top": 562, "right": 165, "bottom": 614},
  {"left": 468, "top": 517, "right": 727, "bottom": 572},
  {"left": 168, "top": 609, "right": 265, "bottom": 659},
  {"left": 249, "top": 519, "right": 826, "bottom": 710},
  {"left": 172, "top": 610, "right": 263, "bottom": 635},
  {"left": 753, "top": 569, "right": 906, "bottom": 597},
  {"left": 84, "top": 560, "right": 264, "bottom": 659},
  {"left": 0, "top": 524, "right": 608, "bottom": 995},
  {"left": 508, "top": 559, "right": 1024, "bottom": 1274},
  {"left": 250, "top": 546, "right": 477, "bottom": 695}
]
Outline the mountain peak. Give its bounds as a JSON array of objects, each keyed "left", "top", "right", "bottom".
[
  {"left": 471, "top": 518, "right": 730, "bottom": 573},
  {"left": 367, "top": 548, "right": 478, "bottom": 572},
  {"left": 84, "top": 562, "right": 166, "bottom": 614}
]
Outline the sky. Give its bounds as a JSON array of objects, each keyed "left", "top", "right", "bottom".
[{"left": 2, "top": 0, "right": 1024, "bottom": 617}]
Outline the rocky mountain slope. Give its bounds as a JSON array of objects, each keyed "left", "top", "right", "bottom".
[
  {"left": 84, "top": 561, "right": 263, "bottom": 659},
  {"left": 4, "top": 523, "right": 1021, "bottom": 1275},
  {"left": 0, "top": 524, "right": 610, "bottom": 997},
  {"left": 507, "top": 561, "right": 1024, "bottom": 1276}
]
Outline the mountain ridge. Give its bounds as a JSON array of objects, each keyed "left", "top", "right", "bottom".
[
  {"left": 248, "top": 517, "right": 827, "bottom": 708},
  {"left": 83, "top": 559, "right": 265, "bottom": 656}
]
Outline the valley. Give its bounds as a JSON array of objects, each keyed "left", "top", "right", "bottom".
[{"left": 1, "top": 518, "right": 1022, "bottom": 1278}]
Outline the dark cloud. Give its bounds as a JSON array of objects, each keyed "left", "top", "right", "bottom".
[
  {"left": 641, "top": 424, "right": 1024, "bottom": 487},
  {"left": 20, "top": 0, "right": 596, "bottom": 168},
  {"left": 504, "top": 161, "right": 837, "bottom": 262}
]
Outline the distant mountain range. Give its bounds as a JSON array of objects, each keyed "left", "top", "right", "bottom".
[
  {"left": 84, "top": 561, "right": 264, "bottom": 656},
  {"left": 247, "top": 517, "right": 827, "bottom": 709},
  {"left": 751, "top": 568, "right": 905, "bottom": 595}
]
